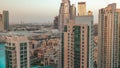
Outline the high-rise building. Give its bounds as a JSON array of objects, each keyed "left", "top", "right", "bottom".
[
  {"left": 58, "top": 0, "right": 94, "bottom": 68},
  {"left": 63, "top": 14, "right": 94, "bottom": 68},
  {"left": 3, "top": 10, "right": 9, "bottom": 31},
  {"left": 76, "top": 15, "right": 94, "bottom": 68},
  {"left": 98, "top": 3, "right": 120, "bottom": 68},
  {"left": 0, "top": 14, "right": 4, "bottom": 31},
  {"left": 53, "top": 16, "right": 59, "bottom": 29},
  {"left": 63, "top": 20, "right": 89, "bottom": 68},
  {"left": 78, "top": 2, "right": 86, "bottom": 16},
  {"left": 5, "top": 35, "right": 30, "bottom": 68},
  {"left": 70, "top": 4, "right": 76, "bottom": 20},
  {"left": 58, "top": 0, "right": 71, "bottom": 68}
]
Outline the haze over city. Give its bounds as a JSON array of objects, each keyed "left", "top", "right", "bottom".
[{"left": 0, "top": 0, "right": 120, "bottom": 24}]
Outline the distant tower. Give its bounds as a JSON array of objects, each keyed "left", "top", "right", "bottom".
[
  {"left": 53, "top": 16, "right": 59, "bottom": 29},
  {"left": 88, "top": 10, "right": 93, "bottom": 16},
  {"left": 70, "top": 4, "right": 76, "bottom": 20},
  {"left": 58, "top": 0, "right": 71, "bottom": 68},
  {"left": 3, "top": 10, "right": 9, "bottom": 31},
  {"left": 0, "top": 14, "right": 4, "bottom": 31},
  {"left": 63, "top": 22, "right": 90, "bottom": 68},
  {"left": 78, "top": 2, "right": 86, "bottom": 16}
]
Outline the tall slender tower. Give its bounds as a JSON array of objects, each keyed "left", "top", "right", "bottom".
[
  {"left": 59, "top": 0, "right": 70, "bottom": 32},
  {"left": 3, "top": 10, "right": 9, "bottom": 31},
  {"left": 98, "top": 3, "right": 120, "bottom": 68},
  {"left": 0, "top": 14, "right": 4, "bottom": 31},
  {"left": 75, "top": 15, "right": 94, "bottom": 68},
  {"left": 58, "top": 0, "right": 71, "bottom": 68}
]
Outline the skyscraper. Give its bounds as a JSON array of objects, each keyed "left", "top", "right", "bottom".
[
  {"left": 58, "top": 0, "right": 71, "bottom": 68},
  {"left": 53, "top": 16, "right": 59, "bottom": 29},
  {"left": 5, "top": 35, "right": 30, "bottom": 68},
  {"left": 0, "top": 14, "right": 4, "bottom": 31},
  {"left": 98, "top": 3, "right": 120, "bottom": 68},
  {"left": 59, "top": 0, "right": 70, "bottom": 32},
  {"left": 63, "top": 15, "right": 94, "bottom": 68},
  {"left": 70, "top": 4, "right": 76, "bottom": 20},
  {"left": 75, "top": 15, "right": 94, "bottom": 68},
  {"left": 3, "top": 10, "right": 9, "bottom": 31},
  {"left": 78, "top": 2, "right": 86, "bottom": 16},
  {"left": 63, "top": 20, "right": 89, "bottom": 68}
]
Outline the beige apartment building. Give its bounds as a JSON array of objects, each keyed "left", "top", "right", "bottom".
[
  {"left": 98, "top": 3, "right": 120, "bottom": 68},
  {"left": 5, "top": 35, "right": 30, "bottom": 68},
  {"left": 63, "top": 21, "right": 89, "bottom": 68}
]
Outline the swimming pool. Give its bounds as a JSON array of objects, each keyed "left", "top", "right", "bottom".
[{"left": 0, "top": 43, "right": 6, "bottom": 68}]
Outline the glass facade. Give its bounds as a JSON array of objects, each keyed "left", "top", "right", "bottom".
[{"left": 73, "top": 26, "right": 80, "bottom": 68}]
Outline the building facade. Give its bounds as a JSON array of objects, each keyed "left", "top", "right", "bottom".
[
  {"left": 63, "top": 21, "right": 89, "bottom": 68},
  {"left": 98, "top": 3, "right": 120, "bottom": 68},
  {"left": 5, "top": 35, "right": 30, "bottom": 68}
]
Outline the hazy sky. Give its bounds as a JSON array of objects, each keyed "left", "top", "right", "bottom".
[{"left": 0, "top": 0, "right": 120, "bottom": 24}]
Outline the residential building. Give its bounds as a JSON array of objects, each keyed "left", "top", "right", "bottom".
[
  {"left": 78, "top": 2, "right": 86, "bottom": 16},
  {"left": 75, "top": 15, "right": 94, "bottom": 68},
  {"left": 5, "top": 35, "right": 30, "bottom": 68},
  {"left": 63, "top": 20, "right": 89, "bottom": 68},
  {"left": 98, "top": 3, "right": 120, "bottom": 68},
  {"left": 63, "top": 15, "right": 94, "bottom": 68}
]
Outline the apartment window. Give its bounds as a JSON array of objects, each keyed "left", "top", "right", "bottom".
[
  {"left": 82, "top": 27, "right": 84, "bottom": 29},
  {"left": 82, "top": 52, "right": 84, "bottom": 54},
  {"left": 9, "top": 43, "right": 11, "bottom": 45},
  {"left": 82, "top": 66, "right": 84, "bottom": 68},
  {"left": 82, "top": 30, "right": 84, "bottom": 33},
  {"left": 82, "top": 55, "right": 84, "bottom": 57},
  {"left": 12, "top": 43, "right": 15, "bottom": 46}
]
